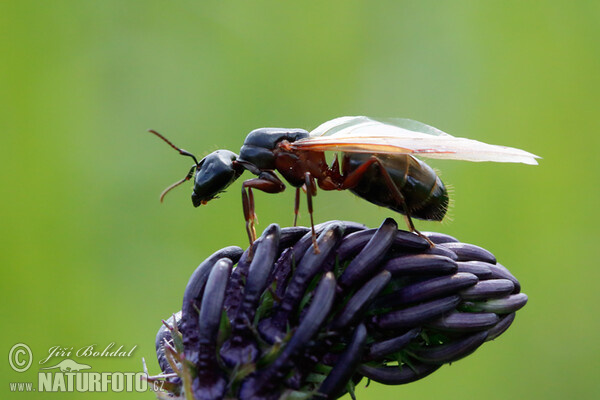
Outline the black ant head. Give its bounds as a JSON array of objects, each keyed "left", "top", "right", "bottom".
[
  {"left": 149, "top": 130, "right": 243, "bottom": 206},
  {"left": 192, "top": 150, "right": 243, "bottom": 207}
]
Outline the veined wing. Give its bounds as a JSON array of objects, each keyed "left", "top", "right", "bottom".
[{"left": 291, "top": 116, "right": 540, "bottom": 165}]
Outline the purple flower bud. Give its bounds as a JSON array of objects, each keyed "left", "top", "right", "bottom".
[
  {"left": 439, "top": 242, "right": 497, "bottom": 264},
  {"left": 339, "top": 218, "right": 397, "bottom": 288},
  {"left": 236, "top": 225, "right": 281, "bottom": 324},
  {"left": 366, "top": 328, "right": 421, "bottom": 360},
  {"left": 292, "top": 221, "right": 363, "bottom": 262},
  {"left": 278, "top": 226, "right": 310, "bottom": 250},
  {"left": 412, "top": 331, "right": 488, "bottom": 364},
  {"left": 420, "top": 245, "right": 459, "bottom": 260},
  {"left": 488, "top": 263, "right": 521, "bottom": 292},
  {"left": 220, "top": 224, "right": 280, "bottom": 367},
  {"left": 421, "top": 232, "right": 459, "bottom": 244},
  {"left": 330, "top": 270, "right": 391, "bottom": 330},
  {"left": 223, "top": 248, "right": 251, "bottom": 319},
  {"left": 197, "top": 259, "right": 232, "bottom": 343},
  {"left": 181, "top": 247, "right": 242, "bottom": 365},
  {"left": 357, "top": 362, "right": 441, "bottom": 385},
  {"left": 456, "top": 261, "right": 494, "bottom": 279},
  {"left": 461, "top": 293, "right": 528, "bottom": 314},
  {"left": 373, "top": 295, "right": 462, "bottom": 329},
  {"left": 338, "top": 228, "right": 429, "bottom": 261},
  {"left": 376, "top": 273, "right": 478, "bottom": 308},
  {"left": 460, "top": 279, "right": 515, "bottom": 300},
  {"left": 318, "top": 324, "right": 368, "bottom": 399},
  {"left": 192, "top": 258, "right": 232, "bottom": 400},
  {"left": 239, "top": 273, "right": 337, "bottom": 400},
  {"left": 427, "top": 311, "right": 500, "bottom": 332},
  {"left": 258, "top": 223, "right": 344, "bottom": 343},
  {"left": 266, "top": 247, "right": 295, "bottom": 300},
  {"left": 384, "top": 254, "right": 458, "bottom": 276},
  {"left": 486, "top": 313, "right": 516, "bottom": 341}
]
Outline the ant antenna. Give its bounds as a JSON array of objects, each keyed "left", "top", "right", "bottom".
[
  {"left": 149, "top": 129, "right": 200, "bottom": 202},
  {"left": 159, "top": 165, "right": 196, "bottom": 203},
  {"left": 148, "top": 129, "right": 200, "bottom": 166}
]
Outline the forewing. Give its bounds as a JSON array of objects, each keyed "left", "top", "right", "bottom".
[{"left": 292, "top": 116, "right": 540, "bottom": 165}]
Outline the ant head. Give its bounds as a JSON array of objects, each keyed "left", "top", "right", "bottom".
[
  {"left": 191, "top": 150, "right": 243, "bottom": 207},
  {"left": 150, "top": 130, "right": 243, "bottom": 205}
]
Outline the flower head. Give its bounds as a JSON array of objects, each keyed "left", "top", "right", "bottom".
[{"left": 150, "top": 219, "right": 527, "bottom": 399}]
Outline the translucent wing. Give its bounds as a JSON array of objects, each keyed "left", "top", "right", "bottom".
[{"left": 291, "top": 116, "right": 540, "bottom": 165}]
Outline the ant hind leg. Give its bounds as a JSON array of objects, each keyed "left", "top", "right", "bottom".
[
  {"left": 304, "top": 172, "right": 320, "bottom": 253},
  {"left": 340, "top": 156, "right": 435, "bottom": 247},
  {"left": 375, "top": 162, "right": 435, "bottom": 247}
]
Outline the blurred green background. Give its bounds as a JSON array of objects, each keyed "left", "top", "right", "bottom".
[{"left": 1, "top": 1, "right": 599, "bottom": 399}]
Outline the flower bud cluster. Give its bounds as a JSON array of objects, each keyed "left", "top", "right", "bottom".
[{"left": 153, "top": 218, "right": 527, "bottom": 400}]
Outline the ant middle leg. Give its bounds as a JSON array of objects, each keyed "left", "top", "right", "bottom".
[{"left": 304, "top": 172, "right": 320, "bottom": 253}]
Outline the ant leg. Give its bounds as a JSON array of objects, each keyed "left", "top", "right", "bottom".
[
  {"left": 372, "top": 159, "right": 435, "bottom": 247},
  {"left": 329, "top": 153, "right": 343, "bottom": 182},
  {"left": 248, "top": 186, "right": 258, "bottom": 224},
  {"left": 241, "top": 186, "right": 257, "bottom": 246},
  {"left": 314, "top": 153, "right": 341, "bottom": 192},
  {"left": 304, "top": 172, "right": 320, "bottom": 253},
  {"left": 294, "top": 187, "right": 301, "bottom": 227},
  {"left": 340, "top": 157, "right": 435, "bottom": 247},
  {"left": 241, "top": 171, "right": 286, "bottom": 247}
]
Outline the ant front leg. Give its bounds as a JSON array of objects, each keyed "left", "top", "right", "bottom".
[
  {"left": 304, "top": 172, "right": 320, "bottom": 253},
  {"left": 340, "top": 156, "right": 435, "bottom": 247},
  {"left": 241, "top": 171, "right": 286, "bottom": 247},
  {"left": 294, "top": 187, "right": 301, "bottom": 227}
]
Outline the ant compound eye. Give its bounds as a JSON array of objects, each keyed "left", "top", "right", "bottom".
[{"left": 192, "top": 150, "right": 242, "bottom": 207}]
